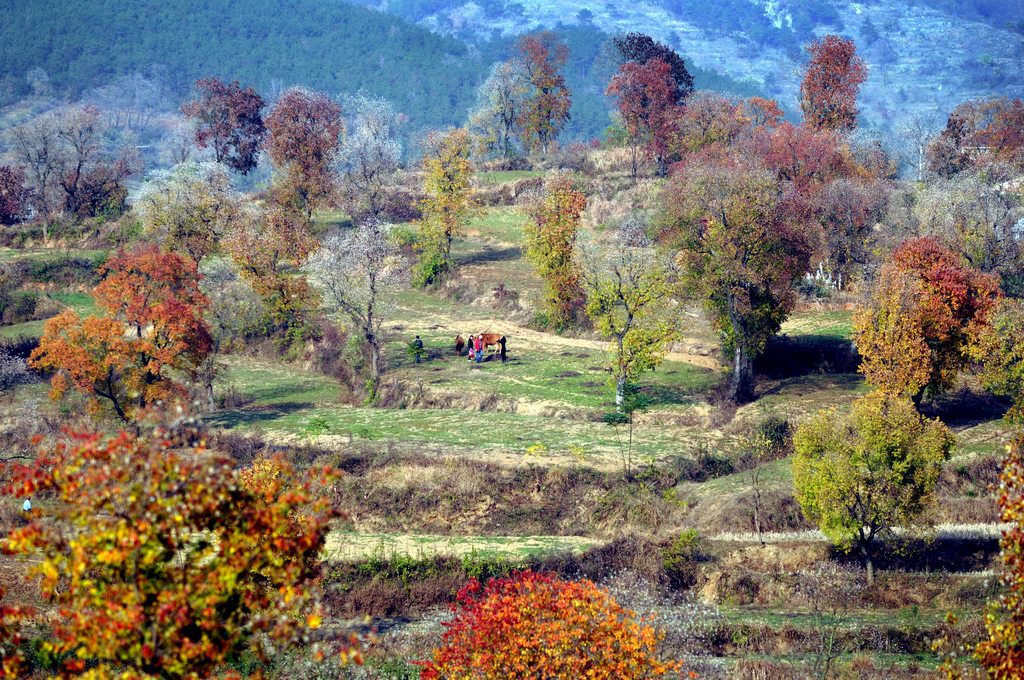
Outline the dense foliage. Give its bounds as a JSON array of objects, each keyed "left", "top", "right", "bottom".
[
  {"left": 975, "top": 436, "right": 1024, "bottom": 677},
  {"left": 419, "top": 571, "right": 682, "bottom": 678},
  {"left": 854, "top": 237, "right": 1001, "bottom": 401},
  {"left": 793, "top": 391, "right": 954, "bottom": 583},
  {"left": 2, "top": 418, "right": 349, "bottom": 677}
]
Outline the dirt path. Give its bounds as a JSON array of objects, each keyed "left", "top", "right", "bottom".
[{"left": 392, "top": 312, "right": 722, "bottom": 371}]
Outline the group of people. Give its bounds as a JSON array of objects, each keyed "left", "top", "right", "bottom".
[{"left": 455, "top": 333, "right": 507, "bottom": 364}]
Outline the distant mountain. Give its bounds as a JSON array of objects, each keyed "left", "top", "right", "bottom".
[
  {"left": 0, "top": 0, "right": 763, "bottom": 143},
  {"left": 0, "top": 0, "right": 483, "bottom": 132},
  {"left": 354, "top": 0, "right": 1024, "bottom": 133}
]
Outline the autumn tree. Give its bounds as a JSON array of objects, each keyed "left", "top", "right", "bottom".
[
  {"left": 612, "top": 32, "right": 694, "bottom": 104},
  {"left": 581, "top": 219, "right": 677, "bottom": 409},
  {"left": 674, "top": 92, "right": 745, "bottom": 154},
  {"left": 135, "top": 161, "right": 244, "bottom": 265},
  {"left": 606, "top": 58, "right": 680, "bottom": 177},
  {"left": 799, "top": 35, "right": 867, "bottom": 132},
  {"left": 971, "top": 299, "right": 1024, "bottom": 424},
  {"left": 308, "top": 220, "right": 408, "bottom": 389},
  {"left": 2, "top": 417, "right": 357, "bottom": 677},
  {"left": 181, "top": 77, "right": 266, "bottom": 175},
  {"left": 525, "top": 173, "right": 587, "bottom": 327},
  {"left": 265, "top": 87, "right": 343, "bottom": 222},
  {"left": 414, "top": 128, "right": 473, "bottom": 286},
  {"left": 517, "top": 32, "right": 572, "bottom": 155},
  {"left": 30, "top": 246, "right": 212, "bottom": 420},
  {"left": 0, "top": 166, "right": 29, "bottom": 225},
  {"left": 224, "top": 205, "right": 317, "bottom": 333},
  {"left": 854, "top": 237, "right": 1001, "bottom": 402},
  {"left": 419, "top": 571, "right": 681, "bottom": 679},
  {"left": 467, "top": 61, "right": 529, "bottom": 159},
  {"left": 975, "top": 436, "right": 1024, "bottom": 676},
  {"left": 927, "top": 97, "right": 1024, "bottom": 177},
  {"left": 793, "top": 391, "right": 954, "bottom": 584},
  {"left": 659, "top": 151, "right": 812, "bottom": 402},
  {"left": 337, "top": 95, "right": 404, "bottom": 221}
]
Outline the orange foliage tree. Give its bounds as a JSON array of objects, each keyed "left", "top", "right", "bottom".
[
  {"left": 1, "top": 417, "right": 355, "bottom": 678},
  {"left": 30, "top": 246, "right": 212, "bottom": 420},
  {"left": 799, "top": 35, "right": 867, "bottom": 132},
  {"left": 854, "top": 237, "right": 1001, "bottom": 402},
  {"left": 517, "top": 32, "right": 571, "bottom": 155},
  {"left": 525, "top": 173, "right": 587, "bottom": 328},
  {"left": 224, "top": 206, "right": 318, "bottom": 333},
  {"left": 975, "top": 436, "right": 1024, "bottom": 677},
  {"left": 419, "top": 571, "right": 684, "bottom": 679}
]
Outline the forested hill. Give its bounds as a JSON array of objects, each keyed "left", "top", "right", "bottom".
[
  {"left": 0, "top": 0, "right": 762, "bottom": 140},
  {"left": 0, "top": 0, "right": 482, "bottom": 130}
]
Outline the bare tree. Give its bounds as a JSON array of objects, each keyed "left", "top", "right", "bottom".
[
  {"left": 916, "top": 169, "right": 1023, "bottom": 287},
  {"left": 467, "top": 60, "right": 529, "bottom": 159},
  {"left": 307, "top": 220, "right": 408, "bottom": 387},
  {"left": 159, "top": 117, "right": 208, "bottom": 166},
  {"left": 198, "top": 258, "right": 264, "bottom": 410},
  {"left": 11, "top": 112, "right": 59, "bottom": 227},
  {"left": 796, "top": 562, "right": 864, "bottom": 680},
  {"left": 338, "top": 95, "right": 403, "bottom": 221},
  {"left": 11, "top": 105, "right": 138, "bottom": 234}
]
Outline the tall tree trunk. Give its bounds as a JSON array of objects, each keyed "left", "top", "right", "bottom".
[
  {"left": 730, "top": 345, "right": 754, "bottom": 403},
  {"left": 860, "top": 543, "right": 875, "bottom": 586}
]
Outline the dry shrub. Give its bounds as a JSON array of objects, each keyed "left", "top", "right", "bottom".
[
  {"left": 590, "top": 147, "right": 635, "bottom": 174},
  {"left": 733, "top": 659, "right": 800, "bottom": 680}
]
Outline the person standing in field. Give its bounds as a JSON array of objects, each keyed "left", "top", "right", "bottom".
[
  {"left": 474, "top": 334, "right": 484, "bottom": 364},
  {"left": 499, "top": 335, "right": 507, "bottom": 363}
]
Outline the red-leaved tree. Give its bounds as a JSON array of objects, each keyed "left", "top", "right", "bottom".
[
  {"left": 0, "top": 166, "right": 29, "bottom": 225},
  {"left": 419, "top": 571, "right": 683, "bottom": 679},
  {"left": 854, "top": 236, "right": 1001, "bottom": 402},
  {"left": 800, "top": 35, "right": 867, "bottom": 132},
  {"left": 517, "top": 32, "right": 572, "bottom": 155},
  {"left": 182, "top": 77, "right": 266, "bottom": 175},
  {"left": 30, "top": 246, "right": 212, "bottom": 420},
  {"left": 265, "top": 87, "right": 343, "bottom": 221},
  {"left": 607, "top": 58, "right": 680, "bottom": 176}
]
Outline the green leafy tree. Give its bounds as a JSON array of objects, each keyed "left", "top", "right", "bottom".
[
  {"left": 658, "top": 151, "right": 811, "bottom": 403},
  {"left": 525, "top": 173, "right": 587, "bottom": 328},
  {"left": 793, "top": 392, "right": 954, "bottom": 584},
  {"left": 414, "top": 128, "right": 473, "bottom": 286},
  {"left": 972, "top": 298, "right": 1024, "bottom": 423},
  {"left": 581, "top": 220, "right": 676, "bottom": 409}
]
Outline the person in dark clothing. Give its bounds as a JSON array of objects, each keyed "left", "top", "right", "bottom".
[
  {"left": 499, "top": 336, "right": 507, "bottom": 363},
  {"left": 412, "top": 335, "right": 424, "bottom": 363}
]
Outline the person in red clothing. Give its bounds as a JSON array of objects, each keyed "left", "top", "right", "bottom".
[{"left": 474, "top": 334, "right": 484, "bottom": 363}]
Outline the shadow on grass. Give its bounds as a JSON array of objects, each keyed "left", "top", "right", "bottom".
[
  {"left": 921, "top": 388, "right": 1011, "bottom": 429},
  {"left": 208, "top": 401, "right": 317, "bottom": 429},
  {"left": 639, "top": 383, "right": 705, "bottom": 408},
  {"left": 456, "top": 245, "right": 522, "bottom": 266},
  {"left": 756, "top": 334, "right": 860, "bottom": 379}
]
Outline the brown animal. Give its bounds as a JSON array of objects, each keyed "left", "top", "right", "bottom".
[
  {"left": 455, "top": 335, "right": 466, "bottom": 355},
  {"left": 478, "top": 333, "right": 505, "bottom": 353}
]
